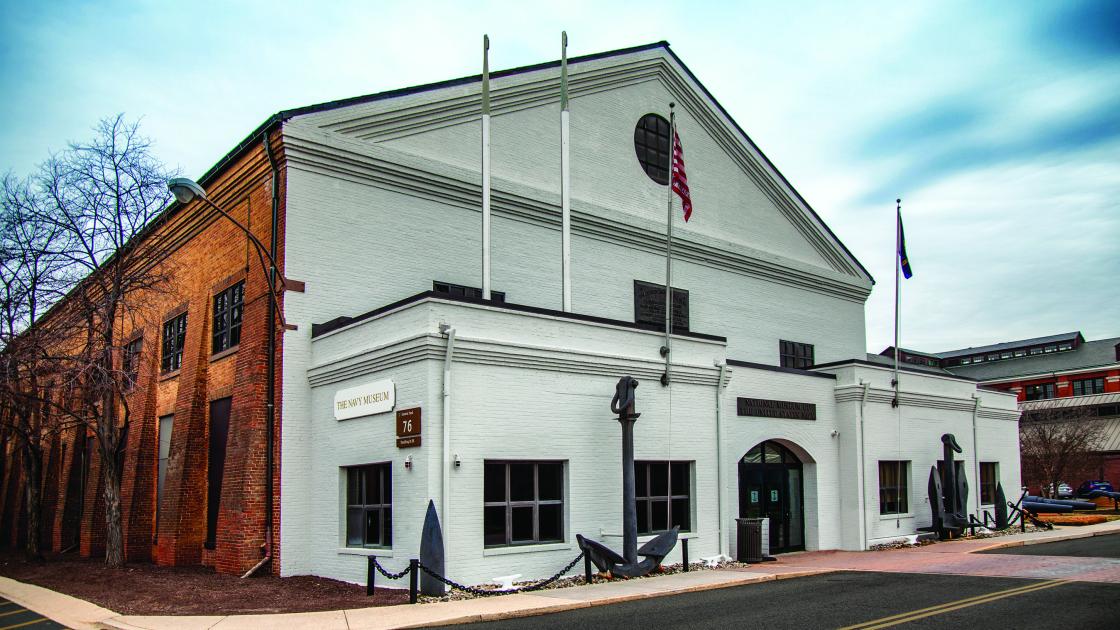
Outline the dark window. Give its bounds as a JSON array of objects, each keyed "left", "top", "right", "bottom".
[
  {"left": 979, "top": 462, "right": 999, "bottom": 505},
  {"left": 878, "top": 461, "right": 909, "bottom": 514},
  {"left": 633, "top": 280, "right": 689, "bottom": 333},
  {"left": 1024, "top": 383, "right": 1055, "bottom": 401},
  {"left": 780, "top": 340, "right": 815, "bottom": 369},
  {"left": 346, "top": 463, "right": 392, "bottom": 548},
  {"left": 205, "top": 398, "right": 231, "bottom": 549},
  {"left": 212, "top": 282, "right": 244, "bottom": 354},
  {"left": 483, "top": 461, "right": 564, "bottom": 547},
  {"left": 1072, "top": 378, "right": 1105, "bottom": 397},
  {"left": 1029, "top": 347, "right": 1042, "bottom": 355},
  {"left": 156, "top": 415, "right": 174, "bottom": 535},
  {"left": 123, "top": 337, "right": 143, "bottom": 388},
  {"left": 635, "top": 461, "right": 691, "bottom": 534},
  {"left": 161, "top": 313, "right": 187, "bottom": 372},
  {"left": 433, "top": 281, "right": 505, "bottom": 303},
  {"left": 633, "top": 113, "right": 671, "bottom": 185}
]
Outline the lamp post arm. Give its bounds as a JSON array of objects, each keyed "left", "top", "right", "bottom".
[{"left": 198, "top": 196, "right": 290, "bottom": 329}]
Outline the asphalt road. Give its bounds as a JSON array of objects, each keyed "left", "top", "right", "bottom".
[
  {"left": 979, "top": 532, "right": 1120, "bottom": 558},
  {"left": 440, "top": 571, "right": 1120, "bottom": 629},
  {"left": 0, "top": 598, "right": 63, "bottom": 629}
]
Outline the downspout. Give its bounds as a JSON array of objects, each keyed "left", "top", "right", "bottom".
[
  {"left": 858, "top": 380, "right": 870, "bottom": 550},
  {"left": 972, "top": 394, "right": 981, "bottom": 518},
  {"left": 244, "top": 130, "right": 281, "bottom": 578},
  {"left": 714, "top": 361, "right": 728, "bottom": 557},
  {"left": 440, "top": 324, "right": 457, "bottom": 543}
]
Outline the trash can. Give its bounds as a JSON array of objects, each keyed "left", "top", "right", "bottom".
[{"left": 736, "top": 518, "right": 765, "bottom": 563}]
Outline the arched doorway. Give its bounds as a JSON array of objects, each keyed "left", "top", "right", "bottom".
[{"left": 738, "top": 441, "right": 805, "bottom": 553}]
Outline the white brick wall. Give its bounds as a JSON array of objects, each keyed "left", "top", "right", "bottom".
[{"left": 273, "top": 45, "right": 1020, "bottom": 585}]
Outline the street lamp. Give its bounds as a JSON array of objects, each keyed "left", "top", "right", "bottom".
[{"left": 167, "top": 177, "right": 291, "bottom": 327}]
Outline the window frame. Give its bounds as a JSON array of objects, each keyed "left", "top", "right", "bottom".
[
  {"left": 979, "top": 462, "right": 999, "bottom": 506},
  {"left": 433, "top": 280, "right": 505, "bottom": 303},
  {"left": 212, "top": 281, "right": 245, "bottom": 355},
  {"left": 123, "top": 336, "right": 143, "bottom": 389},
  {"left": 633, "top": 113, "right": 671, "bottom": 185},
  {"left": 1024, "top": 383, "right": 1056, "bottom": 401},
  {"left": 878, "top": 460, "right": 910, "bottom": 515},
  {"left": 161, "top": 312, "right": 188, "bottom": 373},
  {"left": 779, "top": 340, "right": 815, "bottom": 370},
  {"left": 1072, "top": 377, "right": 1105, "bottom": 397},
  {"left": 633, "top": 280, "right": 690, "bottom": 333},
  {"left": 634, "top": 460, "right": 692, "bottom": 535},
  {"left": 345, "top": 462, "right": 393, "bottom": 549},
  {"left": 483, "top": 460, "right": 565, "bottom": 548}
]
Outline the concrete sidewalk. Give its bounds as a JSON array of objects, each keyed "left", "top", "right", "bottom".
[{"left": 2, "top": 520, "right": 1117, "bottom": 630}]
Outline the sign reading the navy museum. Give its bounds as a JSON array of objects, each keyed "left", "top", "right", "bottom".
[
  {"left": 737, "top": 397, "right": 816, "bottom": 421},
  {"left": 396, "top": 407, "right": 421, "bottom": 448},
  {"left": 334, "top": 379, "right": 395, "bottom": 420}
]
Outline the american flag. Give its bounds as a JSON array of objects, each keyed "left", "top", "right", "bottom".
[{"left": 671, "top": 131, "right": 692, "bottom": 222}]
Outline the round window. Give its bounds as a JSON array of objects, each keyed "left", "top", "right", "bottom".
[{"left": 634, "top": 113, "right": 670, "bottom": 185}]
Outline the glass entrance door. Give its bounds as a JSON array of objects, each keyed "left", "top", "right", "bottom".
[{"left": 738, "top": 441, "right": 805, "bottom": 553}]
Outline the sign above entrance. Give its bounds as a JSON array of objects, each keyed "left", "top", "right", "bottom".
[
  {"left": 737, "top": 397, "right": 816, "bottom": 421},
  {"left": 396, "top": 407, "right": 421, "bottom": 448},
  {"left": 334, "top": 379, "right": 395, "bottom": 420}
]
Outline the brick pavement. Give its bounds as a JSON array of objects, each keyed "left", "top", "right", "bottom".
[{"left": 760, "top": 531, "right": 1120, "bottom": 583}]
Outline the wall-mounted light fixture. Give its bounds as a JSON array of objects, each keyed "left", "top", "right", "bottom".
[
  {"left": 404, "top": 455, "right": 413, "bottom": 470},
  {"left": 454, "top": 454, "right": 462, "bottom": 468}
]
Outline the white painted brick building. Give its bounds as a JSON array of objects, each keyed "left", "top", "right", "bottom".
[{"left": 254, "top": 42, "right": 1022, "bottom": 587}]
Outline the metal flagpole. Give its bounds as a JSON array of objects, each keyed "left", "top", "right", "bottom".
[
  {"left": 664, "top": 106, "right": 677, "bottom": 529},
  {"left": 662, "top": 104, "right": 676, "bottom": 387},
  {"left": 481, "top": 35, "right": 492, "bottom": 300},
  {"left": 893, "top": 198, "right": 903, "bottom": 526},
  {"left": 560, "top": 31, "right": 572, "bottom": 312}
]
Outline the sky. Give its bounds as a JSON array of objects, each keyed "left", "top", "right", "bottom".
[{"left": 1, "top": 0, "right": 1117, "bottom": 354}]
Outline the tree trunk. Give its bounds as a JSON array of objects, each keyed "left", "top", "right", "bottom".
[
  {"left": 102, "top": 439, "right": 124, "bottom": 567},
  {"left": 20, "top": 442, "right": 42, "bottom": 559}
]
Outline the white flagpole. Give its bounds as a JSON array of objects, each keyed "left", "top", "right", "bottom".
[
  {"left": 662, "top": 104, "right": 676, "bottom": 387},
  {"left": 481, "top": 35, "right": 492, "bottom": 300},
  {"left": 893, "top": 198, "right": 902, "bottom": 525},
  {"left": 560, "top": 31, "right": 572, "bottom": 312}
]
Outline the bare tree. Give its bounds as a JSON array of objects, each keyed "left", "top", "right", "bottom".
[
  {"left": 0, "top": 173, "right": 75, "bottom": 558},
  {"left": 1019, "top": 406, "right": 1105, "bottom": 497},
  {"left": 26, "top": 115, "right": 176, "bottom": 567}
]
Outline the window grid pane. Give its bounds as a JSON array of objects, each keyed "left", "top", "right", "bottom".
[
  {"left": 635, "top": 461, "right": 691, "bottom": 534},
  {"left": 345, "top": 463, "right": 392, "bottom": 548},
  {"left": 483, "top": 461, "right": 564, "bottom": 547},
  {"left": 878, "top": 460, "right": 909, "bottom": 514}
]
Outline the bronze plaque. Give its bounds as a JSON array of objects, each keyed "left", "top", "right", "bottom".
[
  {"left": 396, "top": 407, "right": 421, "bottom": 438},
  {"left": 737, "top": 397, "right": 816, "bottom": 421}
]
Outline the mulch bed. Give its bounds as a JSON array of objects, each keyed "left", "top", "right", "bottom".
[{"left": 0, "top": 550, "right": 408, "bottom": 615}]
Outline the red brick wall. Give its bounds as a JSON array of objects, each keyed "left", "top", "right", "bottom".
[{"left": 4, "top": 128, "right": 287, "bottom": 575}]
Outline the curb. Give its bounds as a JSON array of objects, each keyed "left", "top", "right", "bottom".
[{"left": 961, "top": 523, "right": 1120, "bottom": 554}]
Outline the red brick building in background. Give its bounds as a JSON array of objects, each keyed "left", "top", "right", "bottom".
[
  {"left": 882, "top": 331, "right": 1120, "bottom": 488},
  {"left": 0, "top": 127, "right": 287, "bottom": 575}
]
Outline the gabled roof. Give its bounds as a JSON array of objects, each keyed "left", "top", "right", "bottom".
[
  {"left": 172, "top": 40, "right": 872, "bottom": 285},
  {"left": 934, "top": 331, "right": 1084, "bottom": 359}
]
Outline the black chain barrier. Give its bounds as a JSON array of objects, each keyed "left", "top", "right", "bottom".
[
  {"left": 370, "top": 556, "right": 413, "bottom": 580},
  {"left": 418, "top": 551, "right": 585, "bottom": 597}
]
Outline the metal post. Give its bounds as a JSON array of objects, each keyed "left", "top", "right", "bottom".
[
  {"left": 621, "top": 416, "right": 638, "bottom": 564},
  {"left": 682, "top": 537, "right": 689, "bottom": 572},
  {"left": 584, "top": 553, "right": 593, "bottom": 584},
  {"left": 409, "top": 559, "right": 419, "bottom": 604},
  {"left": 367, "top": 557, "right": 375, "bottom": 596}
]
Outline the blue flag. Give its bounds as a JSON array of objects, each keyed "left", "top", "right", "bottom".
[{"left": 897, "top": 210, "right": 913, "bottom": 279}]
